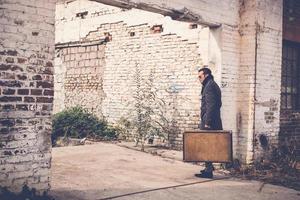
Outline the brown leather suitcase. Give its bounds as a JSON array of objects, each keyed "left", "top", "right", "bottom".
[{"left": 183, "top": 130, "right": 233, "bottom": 163}]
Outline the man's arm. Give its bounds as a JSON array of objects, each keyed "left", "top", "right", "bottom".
[{"left": 204, "top": 85, "right": 218, "bottom": 127}]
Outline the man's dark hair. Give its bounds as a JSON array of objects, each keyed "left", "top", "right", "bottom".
[{"left": 198, "top": 66, "right": 212, "bottom": 75}]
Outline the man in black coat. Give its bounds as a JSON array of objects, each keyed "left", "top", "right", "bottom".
[{"left": 195, "top": 67, "right": 222, "bottom": 178}]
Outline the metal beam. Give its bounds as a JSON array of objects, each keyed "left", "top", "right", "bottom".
[{"left": 91, "top": 0, "right": 221, "bottom": 28}]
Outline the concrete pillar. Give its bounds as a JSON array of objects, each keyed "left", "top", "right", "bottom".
[
  {"left": 0, "top": 0, "right": 55, "bottom": 193},
  {"left": 238, "top": 0, "right": 283, "bottom": 163}
]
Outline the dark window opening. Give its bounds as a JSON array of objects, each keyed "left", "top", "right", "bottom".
[
  {"left": 189, "top": 23, "right": 198, "bottom": 29},
  {"left": 130, "top": 32, "right": 135, "bottom": 37},
  {"left": 281, "top": 40, "right": 300, "bottom": 110},
  {"left": 150, "top": 25, "right": 163, "bottom": 34},
  {"left": 76, "top": 11, "right": 88, "bottom": 19}
]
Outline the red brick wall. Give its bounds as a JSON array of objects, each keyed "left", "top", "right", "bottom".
[
  {"left": 280, "top": 109, "right": 300, "bottom": 160},
  {"left": 280, "top": 0, "right": 300, "bottom": 158}
]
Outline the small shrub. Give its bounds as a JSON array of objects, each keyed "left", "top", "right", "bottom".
[
  {"left": 229, "top": 138, "right": 300, "bottom": 191},
  {"left": 129, "top": 63, "right": 171, "bottom": 151},
  {"left": 52, "top": 106, "right": 117, "bottom": 145}
]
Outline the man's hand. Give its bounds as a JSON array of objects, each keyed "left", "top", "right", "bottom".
[{"left": 204, "top": 124, "right": 211, "bottom": 128}]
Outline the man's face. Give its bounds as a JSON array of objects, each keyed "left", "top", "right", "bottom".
[{"left": 198, "top": 71, "right": 206, "bottom": 84}]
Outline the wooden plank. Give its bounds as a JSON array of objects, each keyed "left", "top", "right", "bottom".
[{"left": 183, "top": 130, "right": 232, "bottom": 163}]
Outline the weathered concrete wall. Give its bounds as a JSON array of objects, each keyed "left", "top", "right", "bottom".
[
  {"left": 0, "top": 0, "right": 55, "bottom": 193},
  {"left": 92, "top": 0, "right": 240, "bottom": 26},
  {"left": 252, "top": 0, "right": 283, "bottom": 160},
  {"left": 234, "top": 0, "right": 283, "bottom": 162}
]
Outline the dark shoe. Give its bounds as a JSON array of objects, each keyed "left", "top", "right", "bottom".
[
  {"left": 194, "top": 171, "right": 213, "bottom": 179},
  {"left": 200, "top": 168, "right": 214, "bottom": 174}
]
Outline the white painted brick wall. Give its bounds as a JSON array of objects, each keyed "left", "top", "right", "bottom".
[
  {"left": 101, "top": 22, "right": 202, "bottom": 144},
  {"left": 234, "top": 0, "right": 283, "bottom": 163},
  {"left": 253, "top": 0, "right": 283, "bottom": 159}
]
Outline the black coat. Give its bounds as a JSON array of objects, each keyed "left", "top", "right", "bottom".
[{"left": 200, "top": 76, "right": 222, "bottom": 130}]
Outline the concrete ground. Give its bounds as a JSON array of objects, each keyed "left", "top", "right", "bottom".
[{"left": 49, "top": 142, "right": 300, "bottom": 200}]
